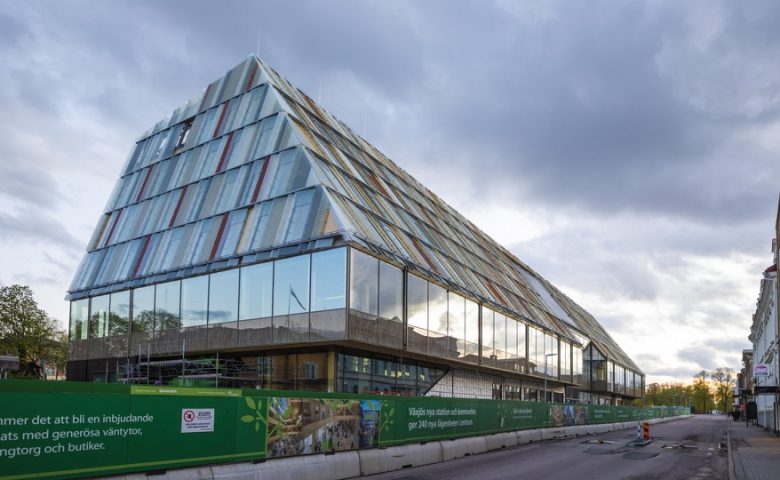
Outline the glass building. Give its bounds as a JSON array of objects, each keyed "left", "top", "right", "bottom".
[{"left": 66, "top": 56, "right": 644, "bottom": 404}]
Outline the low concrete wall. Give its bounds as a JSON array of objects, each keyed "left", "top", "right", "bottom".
[
  {"left": 440, "top": 436, "right": 488, "bottom": 460},
  {"left": 357, "top": 442, "right": 442, "bottom": 476},
  {"left": 563, "top": 425, "right": 590, "bottom": 437},
  {"left": 214, "top": 451, "right": 361, "bottom": 480},
  {"left": 540, "top": 427, "right": 568, "bottom": 440},
  {"left": 587, "top": 423, "right": 614, "bottom": 435},
  {"left": 485, "top": 432, "right": 519, "bottom": 450},
  {"left": 516, "top": 428, "right": 543, "bottom": 444}
]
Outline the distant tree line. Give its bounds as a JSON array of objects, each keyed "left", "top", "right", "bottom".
[
  {"left": 644, "top": 368, "right": 735, "bottom": 414},
  {"left": 0, "top": 284, "right": 67, "bottom": 379}
]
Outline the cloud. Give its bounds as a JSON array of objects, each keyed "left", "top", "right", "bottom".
[
  {"left": 0, "top": 0, "right": 776, "bottom": 382},
  {"left": 0, "top": 161, "right": 63, "bottom": 208},
  {"left": 0, "top": 208, "right": 81, "bottom": 250}
]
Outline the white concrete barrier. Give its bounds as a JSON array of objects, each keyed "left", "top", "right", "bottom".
[
  {"left": 117, "top": 467, "right": 214, "bottom": 480},
  {"left": 440, "top": 436, "right": 488, "bottom": 461},
  {"left": 357, "top": 443, "right": 442, "bottom": 475},
  {"left": 540, "top": 427, "right": 567, "bottom": 440},
  {"left": 563, "top": 425, "right": 589, "bottom": 437},
  {"left": 516, "top": 429, "right": 543, "bottom": 444},
  {"left": 485, "top": 432, "right": 518, "bottom": 450},
  {"left": 210, "top": 451, "right": 360, "bottom": 480},
  {"left": 586, "top": 423, "right": 613, "bottom": 435}
]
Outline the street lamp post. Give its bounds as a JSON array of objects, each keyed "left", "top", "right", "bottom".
[{"left": 543, "top": 353, "right": 558, "bottom": 403}]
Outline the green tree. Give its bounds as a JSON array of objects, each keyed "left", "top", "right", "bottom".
[
  {"left": 692, "top": 370, "right": 715, "bottom": 413},
  {"left": 0, "top": 285, "right": 63, "bottom": 378},
  {"left": 45, "top": 330, "right": 69, "bottom": 379},
  {"left": 710, "top": 367, "right": 735, "bottom": 414},
  {"left": 644, "top": 382, "right": 693, "bottom": 407}
]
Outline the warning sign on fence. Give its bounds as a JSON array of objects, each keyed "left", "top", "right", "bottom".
[{"left": 180, "top": 408, "right": 214, "bottom": 433}]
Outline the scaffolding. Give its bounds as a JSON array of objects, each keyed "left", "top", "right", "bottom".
[{"left": 117, "top": 342, "right": 259, "bottom": 387}]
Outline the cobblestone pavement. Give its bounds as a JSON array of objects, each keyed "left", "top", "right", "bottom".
[{"left": 729, "top": 418, "right": 780, "bottom": 480}]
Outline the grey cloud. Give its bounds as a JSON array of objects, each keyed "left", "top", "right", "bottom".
[
  {"left": 644, "top": 365, "right": 701, "bottom": 380},
  {"left": 634, "top": 352, "right": 662, "bottom": 367},
  {"left": 0, "top": 162, "right": 63, "bottom": 207},
  {"left": 0, "top": 0, "right": 774, "bottom": 383},
  {"left": 0, "top": 12, "right": 28, "bottom": 48},
  {"left": 0, "top": 209, "right": 82, "bottom": 250},
  {"left": 13, "top": 272, "right": 62, "bottom": 287},
  {"left": 676, "top": 346, "right": 720, "bottom": 371},
  {"left": 704, "top": 338, "right": 752, "bottom": 353}
]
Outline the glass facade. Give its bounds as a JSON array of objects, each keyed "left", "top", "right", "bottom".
[
  {"left": 337, "top": 352, "right": 446, "bottom": 396},
  {"left": 67, "top": 55, "right": 643, "bottom": 401}
]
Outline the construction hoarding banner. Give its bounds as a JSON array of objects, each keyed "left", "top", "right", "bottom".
[{"left": 0, "top": 381, "right": 689, "bottom": 479}]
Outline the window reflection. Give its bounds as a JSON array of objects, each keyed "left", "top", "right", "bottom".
[
  {"left": 481, "top": 306, "right": 494, "bottom": 366},
  {"left": 130, "top": 285, "right": 155, "bottom": 351},
  {"left": 209, "top": 270, "right": 238, "bottom": 324},
  {"left": 69, "top": 299, "right": 89, "bottom": 341},
  {"left": 428, "top": 283, "right": 447, "bottom": 336},
  {"left": 464, "top": 299, "right": 479, "bottom": 364},
  {"left": 349, "top": 249, "right": 378, "bottom": 315},
  {"left": 181, "top": 276, "right": 209, "bottom": 327},
  {"left": 240, "top": 262, "right": 273, "bottom": 320},
  {"left": 448, "top": 292, "right": 465, "bottom": 361},
  {"left": 311, "top": 248, "right": 346, "bottom": 311},
  {"left": 109, "top": 291, "right": 130, "bottom": 336},
  {"left": 273, "top": 255, "right": 309, "bottom": 315},
  {"left": 89, "top": 295, "right": 110, "bottom": 339},
  {"left": 155, "top": 280, "right": 181, "bottom": 331},
  {"left": 378, "top": 261, "right": 402, "bottom": 322},
  {"left": 493, "top": 313, "right": 506, "bottom": 361}
]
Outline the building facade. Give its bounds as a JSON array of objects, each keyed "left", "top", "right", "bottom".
[
  {"left": 66, "top": 56, "right": 644, "bottom": 404},
  {"left": 748, "top": 262, "right": 778, "bottom": 431}
]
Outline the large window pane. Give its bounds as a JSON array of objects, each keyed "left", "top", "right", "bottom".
[
  {"left": 518, "top": 323, "right": 527, "bottom": 371},
  {"left": 107, "top": 291, "right": 130, "bottom": 357},
  {"left": 209, "top": 270, "right": 239, "bottom": 324},
  {"left": 448, "top": 292, "right": 465, "bottom": 361},
  {"left": 89, "top": 295, "right": 110, "bottom": 339},
  {"left": 481, "top": 306, "right": 494, "bottom": 363},
  {"left": 109, "top": 291, "right": 130, "bottom": 336},
  {"left": 428, "top": 283, "right": 447, "bottom": 336},
  {"left": 181, "top": 276, "right": 208, "bottom": 327},
  {"left": 131, "top": 286, "right": 155, "bottom": 342},
  {"left": 448, "top": 293, "right": 465, "bottom": 342},
  {"left": 155, "top": 281, "right": 181, "bottom": 331},
  {"left": 273, "top": 255, "right": 310, "bottom": 315},
  {"left": 546, "top": 334, "right": 558, "bottom": 378},
  {"left": 378, "top": 261, "right": 403, "bottom": 321},
  {"left": 239, "top": 262, "right": 273, "bottom": 320},
  {"left": 536, "top": 328, "right": 546, "bottom": 374},
  {"left": 465, "top": 300, "right": 479, "bottom": 344},
  {"left": 561, "top": 341, "right": 571, "bottom": 376},
  {"left": 407, "top": 274, "right": 427, "bottom": 330},
  {"left": 406, "top": 274, "right": 428, "bottom": 354},
  {"left": 349, "top": 249, "right": 378, "bottom": 315},
  {"left": 494, "top": 313, "right": 506, "bottom": 361},
  {"left": 464, "top": 299, "right": 479, "bottom": 363},
  {"left": 69, "top": 299, "right": 89, "bottom": 340},
  {"left": 312, "top": 248, "right": 346, "bottom": 311},
  {"left": 528, "top": 325, "right": 541, "bottom": 375},
  {"left": 506, "top": 318, "right": 518, "bottom": 360}
]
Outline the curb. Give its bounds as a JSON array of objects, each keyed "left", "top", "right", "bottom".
[{"left": 727, "top": 418, "right": 736, "bottom": 480}]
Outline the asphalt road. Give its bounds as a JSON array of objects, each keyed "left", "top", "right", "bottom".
[{"left": 359, "top": 415, "right": 728, "bottom": 480}]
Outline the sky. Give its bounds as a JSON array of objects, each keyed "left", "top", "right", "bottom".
[{"left": 0, "top": 0, "right": 778, "bottom": 384}]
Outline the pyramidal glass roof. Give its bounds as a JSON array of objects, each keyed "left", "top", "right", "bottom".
[{"left": 68, "top": 55, "right": 640, "bottom": 372}]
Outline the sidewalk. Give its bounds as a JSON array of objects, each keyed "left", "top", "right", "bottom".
[{"left": 728, "top": 418, "right": 780, "bottom": 480}]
